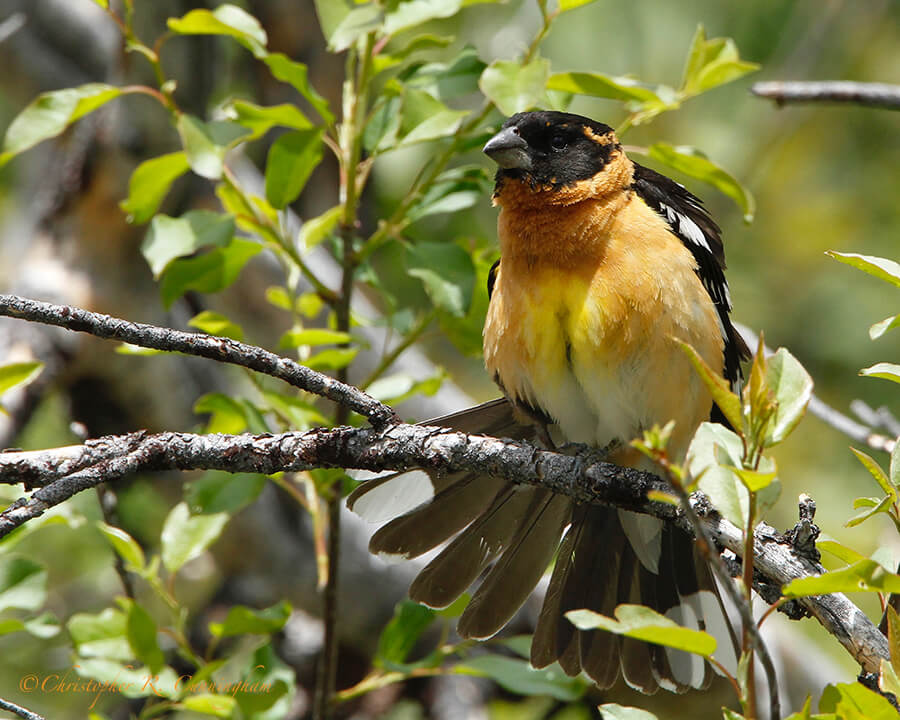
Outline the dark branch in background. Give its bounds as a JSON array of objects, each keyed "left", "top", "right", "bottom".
[
  {"left": 0, "top": 424, "right": 890, "bottom": 675},
  {"left": 0, "top": 696, "right": 47, "bottom": 720},
  {"left": 751, "top": 81, "right": 900, "bottom": 110},
  {"left": 0, "top": 295, "right": 396, "bottom": 427}
]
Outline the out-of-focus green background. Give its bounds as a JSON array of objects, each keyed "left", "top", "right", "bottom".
[{"left": 0, "top": 0, "right": 898, "bottom": 718}]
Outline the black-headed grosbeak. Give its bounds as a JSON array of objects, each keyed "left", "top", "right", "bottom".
[{"left": 350, "top": 111, "right": 749, "bottom": 693}]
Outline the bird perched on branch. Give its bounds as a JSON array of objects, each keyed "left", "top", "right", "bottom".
[{"left": 350, "top": 110, "right": 748, "bottom": 693}]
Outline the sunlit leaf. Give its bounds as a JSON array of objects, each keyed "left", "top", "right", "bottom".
[
  {"left": 188, "top": 310, "right": 244, "bottom": 341},
  {"left": 559, "top": 0, "right": 599, "bottom": 12},
  {"left": 376, "top": 600, "right": 436, "bottom": 666},
  {"left": 160, "top": 502, "right": 229, "bottom": 573},
  {"left": 142, "top": 210, "right": 235, "bottom": 278},
  {"left": 168, "top": 4, "right": 268, "bottom": 57},
  {"left": 303, "top": 347, "right": 359, "bottom": 370},
  {"left": 827, "top": 251, "right": 900, "bottom": 289},
  {"left": 194, "top": 393, "right": 249, "bottom": 434},
  {"left": 870, "top": 314, "right": 900, "bottom": 340},
  {"left": 225, "top": 100, "right": 312, "bottom": 141},
  {"left": 186, "top": 471, "right": 266, "bottom": 515},
  {"left": 763, "top": 347, "right": 813, "bottom": 445},
  {"left": 403, "top": 46, "right": 486, "bottom": 101},
  {"left": 159, "top": 238, "right": 262, "bottom": 308},
  {"left": 262, "top": 53, "right": 334, "bottom": 124},
  {"left": 819, "top": 682, "right": 899, "bottom": 720},
  {"left": 567, "top": 604, "right": 716, "bottom": 656},
  {"left": 328, "top": 4, "right": 382, "bottom": 53},
  {"left": 677, "top": 340, "right": 742, "bottom": 430},
  {"left": 0, "top": 361, "right": 43, "bottom": 396},
  {"left": 845, "top": 495, "right": 893, "bottom": 527},
  {"left": 546, "top": 72, "right": 664, "bottom": 104},
  {"left": 120, "top": 152, "right": 191, "bottom": 224},
  {"left": 384, "top": 0, "right": 463, "bottom": 35},
  {"left": 278, "top": 328, "right": 353, "bottom": 349},
  {"left": 850, "top": 447, "right": 895, "bottom": 501},
  {"left": 68, "top": 608, "right": 131, "bottom": 660},
  {"left": 298, "top": 205, "right": 342, "bottom": 250},
  {"left": 646, "top": 143, "right": 755, "bottom": 221},
  {"left": 176, "top": 114, "right": 250, "bottom": 180},
  {"left": 0, "top": 556, "right": 47, "bottom": 613},
  {"left": 0, "top": 84, "right": 122, "bottom": 167},
  {"left": 480, "top": 58, "right": 550, "bottom": 116},
  {"left": 209, "top": 600, "right": 291, "bottom": 638},
  {"left": 680, "top": 25, "right": 759, "bottom": 97},
  {"left": 886, "top": 605, "right": 900, "bottom": 674},
  {"left": 860, "top": 362, "right": 900, "bottom": 384},
  {"left": 598, "top": 705, "right": 660, "bottom": 720},
  {"left": 25, "top": 612, "right": 61, "bottom": 639},
  {"left": 180, "top": 695, "right": 236, "bottom": 718},
  {"left": 817, "top": 538, "right": 866, "bottom": 565},
  {"left": 264, "top": 129, "right": 324, "bottom": 209},
  {"left": 97, "top": 522, "right": 146, "bottom": 571},
  {"left": 783, "top": 559, "right": 900, "bottom": 597},
  {"left": 727, "top": 466, "right": 777, "bottom": 492}
]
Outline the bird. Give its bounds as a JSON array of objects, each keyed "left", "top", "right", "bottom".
[{"left": 349, "top": 110, "right": 749, "bottom": 693}]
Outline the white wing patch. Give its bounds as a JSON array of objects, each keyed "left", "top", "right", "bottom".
[{"left": 659, "top": 202, "right": 711, "bottom": 253}]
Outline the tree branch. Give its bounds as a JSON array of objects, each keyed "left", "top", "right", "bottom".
[
  {"left": 0, "top": 696, "right": 47, "bottom": 720},
  {"left": 0, "top": 295, "right": 396, "bottom": 427},
  {"left": 751, "top": 81, "right": 900, "bottom": 110},
  {"left": 0, "top": 424, "right": 890, "bottom": 675}
]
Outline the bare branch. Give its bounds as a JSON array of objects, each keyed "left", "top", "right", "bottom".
[
  {"left": 0, "top": 294, "right": 396, "bottom": 427},
  {"left": 0, "top": 425, "right": 889, "bottom": 674},
  {"left": 0, "top": 696, "right": 47, "bottom": 720},
  {"left": 752, "top": 81, "right": 900, "bottom": 110}
]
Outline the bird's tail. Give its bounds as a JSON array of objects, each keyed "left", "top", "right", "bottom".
[{"left": 347, "top": 398, "right": 736, "bottom": 692}]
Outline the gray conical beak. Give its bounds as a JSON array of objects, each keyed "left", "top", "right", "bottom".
[{"left": 483, "top": 126, "right": 532, "bottom": 171}]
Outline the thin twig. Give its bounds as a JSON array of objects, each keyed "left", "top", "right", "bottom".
[
  {"left": 752, "top": 81, "right": 900, "bottom": 110},
  {"left": 0, "top": 696, "right": 47, "bottom": 720},
  {"left": 0, "top": 425, "right": 890, "bottom": 676},
  {"left": 0, "top": 294, "right": 395, "bottom": 427}
]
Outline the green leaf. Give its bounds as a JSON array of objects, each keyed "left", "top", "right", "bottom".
[
  {"left": 176, "top": 114, "right": 250, "bottom": 180},
  {"left": 677, "top": 340, "right": 742, "bottom": 430},
  {"left": 886, "top": 604, "right": 900, "bottom": 673},
  {"left": 186, "top": 471, "right": 266, "bottom": 515},
  {"left": 845, "top": 495, "right": 893, "bottom": 527},
  {"left": 262, "top": 391, "right": 329, "bottom": 429},
  {"left": 817, "top": 538, "right": 866, "bottom": 565},
  {"left": 75, "top": 659, "right": 180, "bottom": 698},
  {"left": 403, "top": 46, "right": 486, "bottom": 101},
  {"left": 870, "top": 314, "right": 900, "bottom": 340},
  {"left": 384, "top": 0, "right": 463, "bottom": 35},
  {"left": 208, "top": 600, "right": 292, "bottom": 638},
  {"left": 783, "top": 559, "right": 900, "bottom": 597},
  {"left": 0, "top": 556, "right": 47, "bottom": 613},
  {"left": 278, "top": 328, "right": 353, "bottom": 348},
  {"left": 479, "top": 58, "right": 550, "bottom": 116},
  {"left": 303, "top": 347, "right": 359, "bottom": 370},
  {"left": 819, "top": 682, "right": 900, "bottom": 720},
  {"left": 393, "top": 88, "right": 469, "bottom": 148},
  {"left": 458, "top": 655, "right": 586, "bottom": 701},
  {"left": 727, "top": 466, "right": 777, "bottom": 492},
  {"left": 406, "top": 241, "right": 476, "bottom": 317},
  {"left": 188, "top": 310, "right": 244, "bottom": 341},
  {"left": 126, "top": 601, "right": 165, "bottom": 674},
  {"left": 860, "top": 362, "right": 900, "bottom": 384},
  {"left": 120, "top": 152, "right": 191, "bottom": 224},
  {"left": 850, "top": 447, "right": 896, "bottom": 501},
  {"left": 234, "top": 644, "right": 294, "bottom": 715},
  {"left": 97, "top": 522, "right": 146, "bottom": 571},
  {"left": 168, "top": 4, "right": 268, "bottom": 57},
  {"left": 827, "top": 251, "right": 900, "bottom": 289},
  {"left": 0, "top": 361, "right": 43, "bottom": 395},
  {"left": 880, "top": 658, "right": 900, "bottom": 699},
  {"left": 142, "top": 210, "right": 236, "bottom": 278},
  {"left": 559, "top": 0, "right": 599, "bottom": 12},
  {"left": 92, "top": 0, "right": 109, "bottom": 7},
  {"left": 298, "top": 205, "right": 342, "bottom": 250},
  {"left": 262, "top": 53, "right": 334, "bottom": 125},
  {"left": 68, "top": 608, "right": 131, "bottom": 661},
  {"left": 680, "top": 25, "right": 759, "bottom": 97},
  {"left": 376, "top": 600, "right": 436, "bottom": 666},
  {"left": 646, "top": 143, "right": 755, "bottom": 221},
  {"left": 225, "top": 100, "right": 312, "bottom": 141},
  {"left": 159, "top": 237, "right": 262, "bottom": 309},
  {"left": 194, "top": 393, "right": 249, "bottom": 434},
  {"left": 566, "top": 604, "right": 716, "bottom": 656},
  {"left": 264, "top": 129, "right": 324, "bottom": 209},
  {"left": 598, "top": 705, "right": 660, "bottom": 720},
  {"left": 547, "top": 72, "right": 665, "bottom": 104},
  {"left": 328, "top": 4, "right": 383, "bottom": 53},
  {"left": 366, "top": 372, "right": 444, "bottom": 405},
  {"left": 891, "top": 440, "right": 900, "bottom": 490},
  {"left": 407, "top": 165, "right": 491, "bottom": 222},
  {"left": 0, "top": 84, "right": 122, "bottom": 166},
  {"left": 160, "top": 502, "right": 229, "bottom": 573},
  {"left": 180, "top": 695, "right": 237, "bottom": 718},
  {"left": 764, "top": 347, "right": 813, "bottom": 445}
]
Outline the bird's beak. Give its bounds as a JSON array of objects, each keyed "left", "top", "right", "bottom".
[{"left": 483, "top": 126, "right": 532, "bottom": 171}]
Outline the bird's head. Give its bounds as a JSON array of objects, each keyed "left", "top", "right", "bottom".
[{"left": 483, "top": 111, "right": 629, "bottom": 203}]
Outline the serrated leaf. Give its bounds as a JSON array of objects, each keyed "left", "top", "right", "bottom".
[
  {"left": 860, "top": 363, "right": 900, "bottom": 384},
  {"left": 598, "top": 705, "right": 660, "bottom": 720},
  {"left": 299, "top": 205, "right": 342, "bottom": 250},
  {"left": 479, "top": 58, "right": 550, "bottom": 116},
  {"left": 186, "top": 471, "right": 266, "bottom": 515},
  {"left": 0, "top": 556, "right": 47, "bottom": 613},
  {"left": 188, "top": 310, "right": 244, "bottom": 341},
  {"left": 209, "top": 600, "right": 291, "bottom": 638},
  {"left": 764, "top": 347, "right": 813, "bottom": 445},
  {"left": 264, "top": 129, "right": 324, "bottom": 209},
  {"left": 225, "top": 100, "right": 312, "bottom": 141},
  {"left": 168, "top": 4, "right": 267, "bottom": 57},
  {"left": 567, "top": 604, "right": 716, "bottom": 656},
  {"left": 406, "top": 242, "right": 475, "bottom": 317},
  {"left": 647, "top": 143, "right": 755, "bottom": 221},
  {"left": 376, "top": 600, "right": 436, "bottom": 666},
  {"left": 263, "top": 53, "right": 333, "bottom": 124},
  {"left": 850, "top": 447, "right": 895, "bottom": 501},
  {"left": 0, "top": 361, "right": 43, "bottom": 395},
  {"left": 278, "top": 328, "right": 353, "bottom": 348},
  {"left": 97, "top": 522, "right": 146, "bottom": 571},
  {"left": 120, "top": 152, "right": 191, "bottom": 224},
  {"left": 142, "top": 210, "right": 235, "bottom": 278},
  {"left": 160, "top": 502, "right": 229, "bottom": 573},
  {"left": 677, "top": 340, "right": 742, "bottom": 430},
  {"left": 0, "top": 84, "right": 122, "bottom": 166},
  {"left": 827, "top": 251, "right": 900, "bottom": 289},
  {"left": 127, "top": 602, "right": 165, "bottom": 674},
  {"left": 457, "top": 655, "right": 586, "bottom": 701},
  {"left": 176, "top": 114, "right": 250, "bottom": 180},
  {"left": 783, "top": 559, "right": 900, "bottom": 597},
  {"left": 159, "top": 237, "right": 261, "bottom": 309}
]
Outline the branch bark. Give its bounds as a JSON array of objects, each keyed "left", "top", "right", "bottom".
[
  {"left": 751, "top": 81, "right": 900, "bottom": 110},
  {"left": 0, "top": 424, "right": 890, "bottom": 675}
]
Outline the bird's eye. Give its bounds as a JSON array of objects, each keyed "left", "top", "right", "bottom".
[{"left": 550, "top": 134, "right": 567, "bottom": 150}]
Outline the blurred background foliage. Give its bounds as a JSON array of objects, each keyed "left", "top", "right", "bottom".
[{"left": 0, "top": 0, "right": 898, "bottom": 718}]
